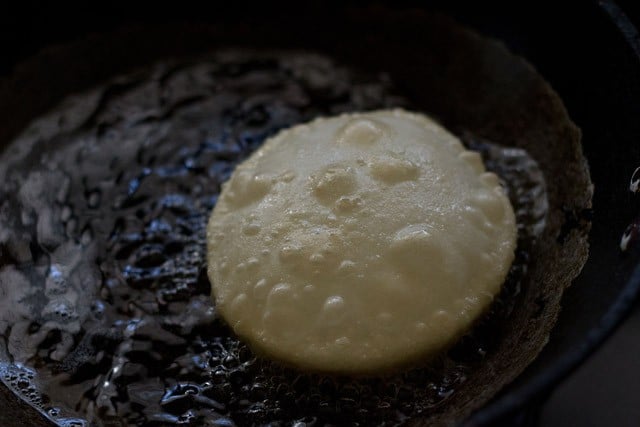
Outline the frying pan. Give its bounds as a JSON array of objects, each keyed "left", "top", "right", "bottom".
[{"left": 0, "top": 1, "right": 639, "bottom": 426}]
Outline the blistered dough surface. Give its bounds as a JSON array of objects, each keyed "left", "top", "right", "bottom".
[{"left": 207, "top": 109, "right": 517, "bottom": 373}]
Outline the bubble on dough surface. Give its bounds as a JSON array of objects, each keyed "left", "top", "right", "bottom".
[{"left": 207, "top": 109, "right": 517, "bottom": 374}]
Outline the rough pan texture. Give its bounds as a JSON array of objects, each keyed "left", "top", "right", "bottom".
[{"left": 0, "top": 10, "right": 592, "bottom": 427}]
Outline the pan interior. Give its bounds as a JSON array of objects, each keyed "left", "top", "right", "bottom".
[{"left": 0, "top": 11, "right": 591, "bottom": 427}]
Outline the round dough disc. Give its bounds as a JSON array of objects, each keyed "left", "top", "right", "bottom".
[{"left": 207, "top": 109, "right": 517, "bottom": 374}]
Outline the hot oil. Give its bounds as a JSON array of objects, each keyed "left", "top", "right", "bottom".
[{"left": 0, "top": 52, "right": 546, "bottom": 426}]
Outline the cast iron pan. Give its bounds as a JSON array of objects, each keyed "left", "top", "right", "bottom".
[{"left": 0, "top": 1, "right": 639, "bottom": 426}]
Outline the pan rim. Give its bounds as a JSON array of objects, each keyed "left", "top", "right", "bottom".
[
  {"left": 0, "top": 2, "right": 637, "bottom": 426},
  {"left": 464, "top": 2, "right": 640, "bottom": 424}
]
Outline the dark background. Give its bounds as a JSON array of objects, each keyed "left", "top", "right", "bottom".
[
  {"left": 0, "top": 1, "right": 639, "bottom": 426},
  {"left": 1, "top": 0, "right": 637, "bottom": 76}
]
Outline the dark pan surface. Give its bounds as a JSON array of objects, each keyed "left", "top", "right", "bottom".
[{"left": 0, "top": 1, "right": 639, "bottom": 426}]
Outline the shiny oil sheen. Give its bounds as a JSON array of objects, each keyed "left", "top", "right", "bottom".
[{"left": 0, "top": 52, "right": 546, "bottom": 426}]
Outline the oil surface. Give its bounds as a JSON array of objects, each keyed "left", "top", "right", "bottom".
[{"left": 0, "top": 52, "right": 546, "bottom": 426}]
